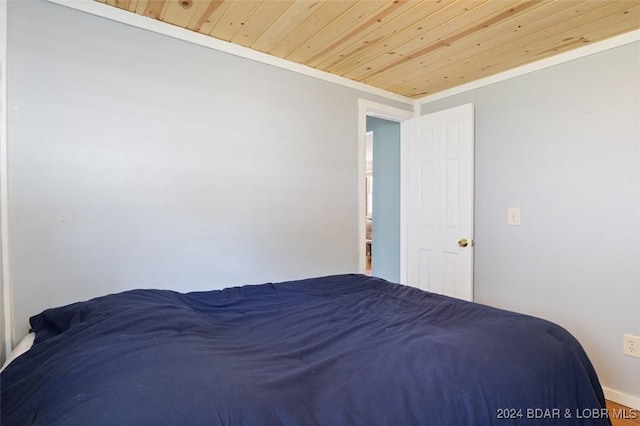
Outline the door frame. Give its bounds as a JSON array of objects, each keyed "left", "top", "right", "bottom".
[
  {"left": 357, "top": 99, "right": 416, "bottom": 278},
  {"left": 0, "top": 0, "right": 11, "bottom": 359}
]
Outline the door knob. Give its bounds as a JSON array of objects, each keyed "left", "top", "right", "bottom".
[{"left": 458, "top": 239, "right": 468, "bottom": 248}]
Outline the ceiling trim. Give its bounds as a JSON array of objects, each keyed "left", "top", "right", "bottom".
[
  {"left": 40, "top": 1, "right": 640, "bottom": 109},
  {"left": 418, "top": 29, "right": 640, "bottom": 105},
  {"left": 44, "top": 0, "right": 415, "bottom": 107}
]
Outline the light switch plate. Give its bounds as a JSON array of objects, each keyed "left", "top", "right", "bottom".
[{"left": 507, "top": 207, "right": 521, "bottom": 226}]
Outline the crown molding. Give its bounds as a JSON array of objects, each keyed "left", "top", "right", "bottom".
[
  {"left": 418, "top": 30, "right": 640, "bottom": 105},
  {"left": 44, "top": 0, "right": 415, "bottom": 107},
  {"left": 39, "top": 2, "right": 640, "bottom": 113}
]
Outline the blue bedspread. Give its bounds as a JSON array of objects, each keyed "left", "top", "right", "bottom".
[{"left": 1, "top": 274, "right": 610, "bottom": 425}]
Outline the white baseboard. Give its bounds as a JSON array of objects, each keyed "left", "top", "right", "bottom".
[{"left": 603, "top": 387, "right": 640, "bottom": 410}]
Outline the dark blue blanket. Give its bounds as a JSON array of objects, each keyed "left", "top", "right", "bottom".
[{"left": 1, "top": 274, "right": 609, "bottom": 425}]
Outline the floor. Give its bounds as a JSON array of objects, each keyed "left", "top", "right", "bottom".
[{"left": 607, "top": 400, "right": 640, "bottom": 426}]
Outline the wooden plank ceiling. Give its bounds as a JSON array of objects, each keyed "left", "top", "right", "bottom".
[{"left": 98, "top": 0, "right": 640, "bottom": 98}]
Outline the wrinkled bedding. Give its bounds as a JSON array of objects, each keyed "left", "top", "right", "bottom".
[{"left": 1, "top": 274, "right": 609, "bottom": 425}]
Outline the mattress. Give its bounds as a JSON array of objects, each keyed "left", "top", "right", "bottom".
[{"left": 0, "top": 274, "right": 610, "bottom": 425}]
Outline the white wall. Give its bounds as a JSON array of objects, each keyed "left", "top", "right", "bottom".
[
  {"left": 6, "top": 0, "right": 411, "bottom": 344},
  {"left": 421, "top": 42, "right": 640, "bottom": 406}
]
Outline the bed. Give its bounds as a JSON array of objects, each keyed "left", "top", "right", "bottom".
[{"left": 1, "top": 274, "right": 610, "bottom": 425}]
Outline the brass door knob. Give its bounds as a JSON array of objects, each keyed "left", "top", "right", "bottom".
[{"left": 458, "top": 239, "right": 469, "bottom": 248}]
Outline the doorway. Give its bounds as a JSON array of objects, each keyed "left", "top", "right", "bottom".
[
  {"left": 357, "top": 100, "right": 415, "bottom": 281},
  {"left": 365, "top": 131, "right": 373, "bottom": 274},
  {"left": 358, "top": 100, "right": 474, "bottom": 297},
  {"left": 366, "top": 116, "right": 401, "bottom": 281}
]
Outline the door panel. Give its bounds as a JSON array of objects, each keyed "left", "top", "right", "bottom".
[{"left": 403, "top": 104, "right": 474, "bottom": 301}]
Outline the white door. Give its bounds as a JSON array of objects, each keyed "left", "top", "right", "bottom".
[{"left": 402, "top": 104, "right": 474, "bottom": 301}]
